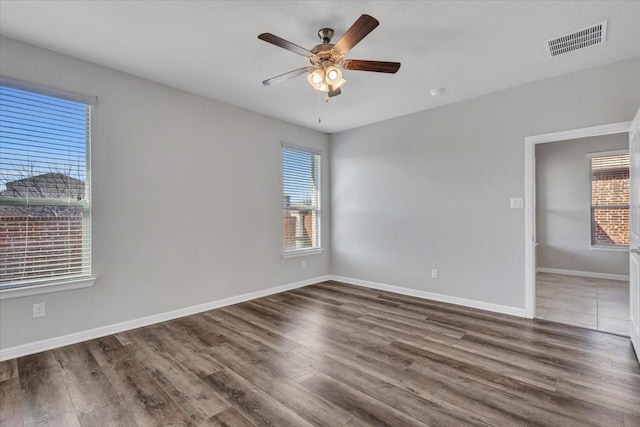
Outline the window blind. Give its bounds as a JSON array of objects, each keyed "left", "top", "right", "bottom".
[
  {"left": 282, "top": 145, "right": 320, "bottom": 252},
  {"left": 0, "top": 85, "right": 91, "bottom": 286},
  {"left": 591, "top": 152, "right": 629, "bottom": 171}
]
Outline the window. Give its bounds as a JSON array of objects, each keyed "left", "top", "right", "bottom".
[
  {"left": 590, "top": 151, "right": 629, "bottom": 247},
  {"left": 282, "top": 144, "right": 321, "bottom": 255},
  {"left": 0, "top": 83, "right": 92, "bottom": 288}
]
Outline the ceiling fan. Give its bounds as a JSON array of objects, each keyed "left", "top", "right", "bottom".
[{"left": 258, "top": 14, "right": 401, "bottom": 98}]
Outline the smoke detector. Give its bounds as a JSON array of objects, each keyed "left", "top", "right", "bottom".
[{"left": 545, "top": 21, "right": 607, "bottom": 58}]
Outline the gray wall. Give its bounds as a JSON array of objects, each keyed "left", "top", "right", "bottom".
[
  {"left": 2, "top": 33, "right": 639, "bottom": 351},
  {"left": 330, "top": 57, "right": 640, "bottom": 309},
  {"left": 0, "top": 37, "right": 331, "bottom": 350},
  {"left": 536, "top": 134, "right": 629, "bottom": 275}
]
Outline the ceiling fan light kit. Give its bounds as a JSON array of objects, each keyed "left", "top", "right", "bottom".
[
  {"left": 258, "top": 14, "right": 401, "bottom": 98},
  {"left": 306, "top": 66, "right": 346, "bottom": 93}
]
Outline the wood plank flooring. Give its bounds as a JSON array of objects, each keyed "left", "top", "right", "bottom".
[{"left": 1, "top": 281, "right": 639, "bottom": 426}]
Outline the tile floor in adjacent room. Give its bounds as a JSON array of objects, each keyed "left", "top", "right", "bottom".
[{"left": 536, "top": 272, "right": 630, "bottom": 335}]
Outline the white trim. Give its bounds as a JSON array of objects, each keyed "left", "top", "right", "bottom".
[
  {"left": 0, "top": 75, "right": 97, "bottom": 106},
  {"left": 0, "top": 275, "right": 330, "bottom": 361},
  {"left": 0, "top": 276, "right": 97, "bottom": 300},
  {"left": 281, "top": 141, "right": 322, "bottom": 156},
  {"left": 525, "top": 122, "right": 631, "bottom": 145},
  {"left": 330, "top": 275, "right": 527, "bottom": 318},
  {"left": 536, "top": 267, "right": 628, "bottom": 282},
  {"left": 589, "top": 245, "right": 629, "bottom": 253},
  {"left": 632, "top": 323, "right": 640, "bottom": 363},
  {"left": 525, "top": 137, "right": 536, "bottom": 318},
  {"left": 282, "top": 248, "right": 324, "bottom": 259},
  {"left": 524, "top": 121, "right": 632, "bottom": 319}
]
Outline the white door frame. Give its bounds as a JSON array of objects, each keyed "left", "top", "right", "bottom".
[{"left": 524, "top": 121, "right": 632, "bottom": 319}]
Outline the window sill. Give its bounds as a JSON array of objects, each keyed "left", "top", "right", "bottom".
[
  {"left": 589, "top": 245, "right": 629, "bottom": 253},
  {"left": 282, "top": 248, "right": 324, "bottom": 259},
  {"left": 0, "top": 276, "right": 97, "bottom": 300}
]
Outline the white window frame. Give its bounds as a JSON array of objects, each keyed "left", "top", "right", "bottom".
[
  {"left": 0, "top": 77, "right": 97, "bottom": 299},
  {"left": 281, "top": 142, "right": 323, "bottom": 258},
  {"left": 588, "top": 149, "right": 630, "bottom": 250}
]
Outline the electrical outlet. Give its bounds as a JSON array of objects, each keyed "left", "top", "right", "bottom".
[
  {"left": 431, "top": 269, "right": 439, "bottom": 279},
  {"left": 301, "top": 259, "right": 307, "bottom": 269},
  {"left": 33, "top": 302, "right": 45, "bottom": 318}
]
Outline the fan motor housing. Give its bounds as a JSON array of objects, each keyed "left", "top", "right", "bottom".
[
  {"left": 311, "top": 43, "right": 341, "bottom": 67},
  {"left": 311, "top": 43, "right": 334, "bottom": 56},
  {"left": 311, "top": 28, "right": 343, "bottom": 67}
]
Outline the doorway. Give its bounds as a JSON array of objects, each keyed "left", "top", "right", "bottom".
[
  {"left": 533, "top": 135, "right": 630, "bottom": 334},
  {"left": 524, "top": 122, "right": 632, "bottom": 321}
]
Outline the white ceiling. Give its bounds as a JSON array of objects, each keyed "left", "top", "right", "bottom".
[{"left": 1, "top": 1, "right": 639, "bottom": 134}]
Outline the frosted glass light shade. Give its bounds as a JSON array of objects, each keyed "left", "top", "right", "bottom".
[{"left": 324, "top": 65, "right": 346, "bottom": 89}]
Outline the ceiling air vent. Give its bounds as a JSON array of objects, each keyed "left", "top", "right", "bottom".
[{"left": 545, "top": 21, "right": 607, "bottom": 57}]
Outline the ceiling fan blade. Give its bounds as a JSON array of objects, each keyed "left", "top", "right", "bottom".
[
  {"left": 332, "top": 14, "right": 379, "bottom": 56},
  {"left": 258, "top": 33, "right": 315, "bottom": 57},
  {"left": 342, "top": 60, "right": 401, "bottom": 74},
  {"left": 328, "top": 87, "right": 342, "bottom": 97},
  {"left": 262, "top": 67, "right": 313, "bottom": 86}
]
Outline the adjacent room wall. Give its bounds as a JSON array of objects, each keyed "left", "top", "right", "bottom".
[
  {"left": 330, "top": 56, "right": 640, "bottom": 310},
  {"left": 536, "top": 134, "right": 629, "bottom": 276},
  {"left": 0, "top": 36, "right": 331, "bottom": 351}
]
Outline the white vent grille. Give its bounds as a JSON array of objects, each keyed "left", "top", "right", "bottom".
[{"left": 546, "top": 21, "right": 607, "bottom": 57}]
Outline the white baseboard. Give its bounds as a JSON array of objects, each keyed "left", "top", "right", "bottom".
[
  {"left": 330, "top": 275, "right": 527, "bottom": 318},
  {"left": 536, "top": 267, "right": 628, "bottom": 282},
  {"left": 1, "top": 273, "right": 533, "bottom": 360},
  {"left": 0, "top": 275, "right": 330, "bottom": 361},
  {"left": 632, "top": 326, "right": 640, "bottom": 364}
]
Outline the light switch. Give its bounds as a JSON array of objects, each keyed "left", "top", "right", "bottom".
[{"left": 510, "top": 198, "right": 524, "bottom": 209}]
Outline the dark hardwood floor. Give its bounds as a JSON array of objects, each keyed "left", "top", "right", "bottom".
[{"left": 1, "top": 281, "right": 639, "bottom": 426}]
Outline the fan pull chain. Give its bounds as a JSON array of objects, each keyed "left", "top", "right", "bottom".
[{"left": 317, "top": 90, "right": 322, "bottom": 123}]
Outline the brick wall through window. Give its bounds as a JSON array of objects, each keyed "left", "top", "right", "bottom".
[{"left": 0, "top": 208, "right": 84, "bottom": 282}]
